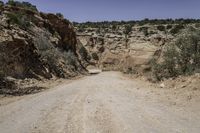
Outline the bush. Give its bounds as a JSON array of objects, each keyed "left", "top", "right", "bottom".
[
  {"left": 56, "top": 13, "right": 64, "bottom": 18},
  {"left": 123, "top": 24, "right": 132, "bottom": 35},
  {"left": 7, "top": 0, "right": 37, "bottom": 12},
  {"left": 112, "top": 25, "right": 117, "bottom": 31},
  {"left": 6, "top": 12, "right": 31, "bottom": 29},
  {"left": 91, "top": 53, "right": 99, "bottom": 60},
  {"left": 79, "top": 45, "right": 90, "bottom": 61},
  {"left": 0, "top": 1, "right": 4, "bottom": 6},
  {"left": 195, "top": 23, "right": 200, "bottom": 28},
  {"left": 152, "top": 27, "right": 200, "bottom": 80},
  {"left": 0, "top": 69, "right": 4, "bottom": 77},
  {"left": 166, "top": 24, "right": 172, "bottom": 29},
  {"left": 139, "top": 27, "right": 148, "bottom": 36},
  {"left": 170, "top": 24, "right": 185, "bottom": 35},
  {"left": 148, "top": 31, "right": 157, "bottom": 35},
  {"left": 41, "top": 48, "right": 79, "bottom": 78},
  {"left": 157, "top": 25, "right": 165, "bottom": 31}
]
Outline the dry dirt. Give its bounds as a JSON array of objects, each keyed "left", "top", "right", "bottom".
[{"left": 0, "top": 72, "right": 200, "bottom": 133}]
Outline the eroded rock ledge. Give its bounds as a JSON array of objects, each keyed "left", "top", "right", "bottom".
[{"left": 0, "top": 4, "right": 88, "bottom": 95}]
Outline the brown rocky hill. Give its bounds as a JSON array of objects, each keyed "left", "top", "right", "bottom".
[
  {"left": 0, "top": 3, "right": 88, "bottom": 95},
  {"left": 75, "top": 22, "right": 198, "bottom": 74}
]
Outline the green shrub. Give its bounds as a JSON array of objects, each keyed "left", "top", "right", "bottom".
[
  {"left": 124, "top": 25, "right": 132, "bottom": 35},
  {"left": 112, "top": 25, "right": 117, "bottom": 31},
  {"left": 152, "top": 27, "right": 200, "bottom": 80},
  {"left": 6, "top": 12, "right": 31, "bottom": 29},
  {"left": 79, "top": 45, "right": 89, "bottom": 61},
  {"left": 157, "top": 25, "right": 165, "bottom": 31},
  {"left": 195, "top": 23, "right": 200, "bottom": 28},
  {"left": 0, "top": 1, "right": 4, "bottom": 6},
  {"left": 170, "top": 24, "right": 185, "bottom": 35},
  {"left": 0, "top": 69, "right": 4, "bottom": 77},
  {"left": 56, "top": 13, "right": 64, "bottom": 18},
  {"left": 7, "top": 0, "right": 37, "bottom": 12},
  {"left": 41, "top": 48, "right": 79, "bottom": 78},
  {"left": 166, "top": 24, "right": 172, "bottom": 29},
  {"left": 139, "top": 27, "right": 149, "bottom": 36},
  {"left": 91, "top": 53, "right": 99, "bottom": 60},
  {"left": 149, "top": 31, "right": 156, "bottom": 35}
]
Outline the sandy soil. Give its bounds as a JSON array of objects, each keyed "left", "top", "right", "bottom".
[{"left": 0, "top": 72, "right": 200, "bottom": 133}]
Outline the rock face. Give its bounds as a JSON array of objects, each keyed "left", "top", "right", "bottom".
[
  {"left": 40, "top": 13, "right": 77, "bottom": 52},
  {"left": 0, "top": 37, "right": 49, "bottom": 79},
  {"left": 0, "top": 4, "right": 87, "bottom": 80},
  {"left": 76, "top": 25, "right": 175, "bottom": 74}
]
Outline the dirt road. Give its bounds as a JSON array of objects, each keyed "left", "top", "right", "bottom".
[{"left": 0, "top": 72, "right": 200, "bottom": 133}]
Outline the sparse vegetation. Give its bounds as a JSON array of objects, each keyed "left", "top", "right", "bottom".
[
  {"left": 111, "top": 25, "right": 117, "bottom": 31},
  {"left": 56, "top": 13, "right": 64, "bottom": 19},
  {"left": 74, "top": 19, "right": 200, "bottom": 29},
  {"left": 123, "top": 24, "right": 132, "bottom": 48},
  {"left": 0, "top": 0, "right": 4, "bottom": 6},
  {"left": 123, "top": 24, "right": 132, "bottom": 35},
  {"left": 152, "top": 27, "right": 200, "bottom": 80},
  {"left": 79, "top": 45, "right": 90, "bottom": 61},
  {"left": 91, "top": 53, "right": 99, "bottom": 60},
  {"left": 157, "top": 25, "right": 166, "bottom": 31},
  {"left": 6, "top": 0, "right": 38, "bottom": 11},
  {"left": 6, "top": 12, "right": 31, "bottom": 29},
  {"left": 195, "top": 23, "right": 200, "bottom": 28},
  {"left": 166, "top": 24, "right": 173, "bottom": 29},
  {"left": 170, "top": 24, "right": 185, "bottom": 35},
  {"left": 139, "top": 26, "right": 148, "bottom": 36}
]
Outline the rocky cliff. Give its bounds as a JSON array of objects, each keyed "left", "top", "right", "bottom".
[
  {"left": 0, "top": 2, "right": 88, "bottom": 95},
  {"left": 75, "top": 21, "right": 197, "bottom": 74}
]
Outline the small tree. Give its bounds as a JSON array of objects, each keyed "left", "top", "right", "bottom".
[
  {"left": 56, "top": 13, "right": 64, "bottom": 19},
  {"left": 6, "top": 0, "right": 37, "bottom": 11},
  {"left": 170, "top": 24, "right": 185, "bottom": 35},
  {"left": 112, "top": 24, "right": 117, "bottom": 31},
  {"left": 0, "top": 1, "right": 4, "bottom": 6},
  {"left": 139, "top": 27, "right": 148, "bottom": 36},
  {"left": 157, "top": 25, "right": 166, "bottom": 31},
  {"left": 166, "top": 24, "right": 172, "bottom": 30},
  {"left": 7, "top": 0, "right": 15, "bottom": 6},
  {"left": 123, "top": 25, "right": 132, "bottom": 48},
  {"left": 6, "top": 12, "right": 31, "bottom": 29},
  {"left": 124, "top": 24, "right": 132, "bottom": 35}
]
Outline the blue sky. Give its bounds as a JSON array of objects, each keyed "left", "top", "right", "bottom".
[{"left": 2, "top": 0, "right": 200, "bottom": 22}]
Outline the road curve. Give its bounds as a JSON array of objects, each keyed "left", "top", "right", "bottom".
[{"left": 0, "top": 72, "right": 200, "bottom": 133}]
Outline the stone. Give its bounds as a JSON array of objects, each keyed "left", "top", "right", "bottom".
[{"left": 160, "top": 83, "right": 165, "bottom": 88}]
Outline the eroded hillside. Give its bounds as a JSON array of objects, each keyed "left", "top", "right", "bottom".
[
  {"left": 75, "top": 21, "right": 199, "bottom": 75},
  {"left": 0, "top": 1, "right": 88, "bottom": 95}
]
